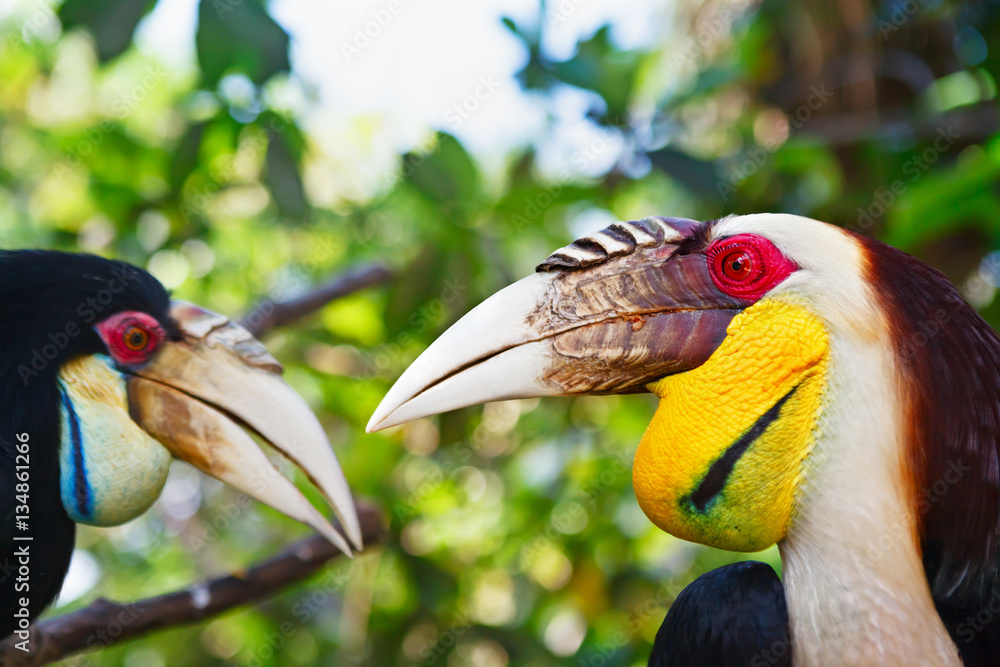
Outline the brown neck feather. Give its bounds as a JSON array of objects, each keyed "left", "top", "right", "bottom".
[{"left": 860, "top": 233, "right": 1000, "bottom": 662}]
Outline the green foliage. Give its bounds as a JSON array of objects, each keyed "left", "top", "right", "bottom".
[
  {"left": 195, "top": 0, "right": 290, "bottom": 88},
  {"left": 59, "top": 0, "right": 157, "bottom": 62},
  {"left": 1, "top": 0, "right": 998, "bottom": 665}
]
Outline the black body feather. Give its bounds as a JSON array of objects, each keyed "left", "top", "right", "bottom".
[{"left": 649, "top": 561, "right": 791, "bottom": 667}]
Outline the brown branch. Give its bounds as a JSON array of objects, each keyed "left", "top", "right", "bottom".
[
  {"left": 240, "top": 263, "right": 393, "bottom": 337},
  {"left": 0, "top": 503, "right": 386, "bottom": 666},
  {"left": 795, "top": 102, "right": 999, "bottom": 145}
]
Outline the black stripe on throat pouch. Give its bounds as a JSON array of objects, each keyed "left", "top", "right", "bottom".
[{"left": 686, "top": 384, "right": 800, "bottom": 513}]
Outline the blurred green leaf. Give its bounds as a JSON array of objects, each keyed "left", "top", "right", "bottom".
[
  {"left": 884, "top": 149, "right": 1000, "bottom": 250},
  {"left": 549, "top": 26, "right": 642, "bottom": 121},
  {"left": 59, "top": 0, "right": 158, "bottom": 62},
  {"left": 404, "top": 133, "right": 483, "bottom": 222},
  {"left": 263, "top": 114, "right": 307, "bottom": 221},
  {"left": 195, "top": 0, "right": 291, "bottom": 88},
  {"left": 647, "top": 146, "right": 722, "bottom": 197},
  {"left": 168, "top": 121, "right": 207, "bottom": 192}
]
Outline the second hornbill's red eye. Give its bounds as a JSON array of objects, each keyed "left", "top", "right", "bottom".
[
  {"left": 96, "top": 311, "right": 165, "bottom": 366},
  {"left": 706, "top": 234, "right": 797, "bottom": 301},
  {"left": 722, "top": 249, "right": 754, "bottom": 281}
]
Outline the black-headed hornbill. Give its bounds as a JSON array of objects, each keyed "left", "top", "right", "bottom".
[
  {"left": 369, "top": 214, "right": 1000, "bottom": 666},
  {"left": 0, "top": 250, "right": 360, "bottom": 641}
]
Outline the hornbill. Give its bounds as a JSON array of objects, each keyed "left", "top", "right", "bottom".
[
  {"left": 369, "top": 214, "right": 1000, "bottom": 666},
  {"left": 0, "top": 250, "right": 361, "bottom": 640}
]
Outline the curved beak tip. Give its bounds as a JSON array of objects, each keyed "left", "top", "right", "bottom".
[
  {"left": 366, "top": 406, "right": 401, "bottom": 434},
  {"left": 365, "top": 413, "right": 384, "bottom": 435},
  {"left": 131, "top": 301, "right": 363, "bottom": 557}
]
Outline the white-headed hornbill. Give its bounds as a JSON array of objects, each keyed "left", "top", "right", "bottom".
[
  {"left": 369, "top": 214, "right": 1000, "bottom": 666},
  {"left": 0, "top": 250, "right": 360, "bottom": 640}
]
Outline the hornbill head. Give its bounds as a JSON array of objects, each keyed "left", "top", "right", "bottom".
[
  {"left": 369, "top": 214, "right": 846, "bottom": 551},
  {"left": 2, "top": 251, "right": 360, "bottom": 556},
  {"left": 372, "top": 213, "right": 1000, "bottom": 664}
]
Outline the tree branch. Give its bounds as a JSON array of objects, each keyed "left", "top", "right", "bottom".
[
  {"left": 240, "top": 262, "right": 393, "bottom": 337},
  {"left": 0, "top": 503, "right": 385, "bottom": 666}
]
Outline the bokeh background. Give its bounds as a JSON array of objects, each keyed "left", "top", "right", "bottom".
[{"left": 1, "top": 0, "right": 998, "bottom": 665}]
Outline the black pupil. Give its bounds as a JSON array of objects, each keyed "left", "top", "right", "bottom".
[
  {"left": 724, "top": 250, "right": 752, "bottom": 278},
  {"left": 128, "top": 329, "right": 145, "bottom": 347}
]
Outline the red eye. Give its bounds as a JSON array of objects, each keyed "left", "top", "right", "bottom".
[
  {"left": 707, "top": 234, "right": 797, "bottom": 301},
  {"left": 96, "top": 311, "right": 165, "bottom": 366},
  {"left": 123, "top": 326, "right": 150, "bottom": 351},
  {"left": 721, "top": 249, "right": 754, "bottom": 281}
]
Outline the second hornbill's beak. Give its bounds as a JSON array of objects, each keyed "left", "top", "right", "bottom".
[
  {"left": 367, "top": 217, "right": 744, "bottom": 433},
  {"left": 128, "top": 302, "right": 362, "bottom": 555}
]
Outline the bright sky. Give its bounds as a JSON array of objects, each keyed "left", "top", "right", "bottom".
[{"left": 134, "top": 0, "right": 675, "bottom": 187}]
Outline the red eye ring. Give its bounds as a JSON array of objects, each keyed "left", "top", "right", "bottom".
[
  {"left": 706, "top": 234, "right": 797, "bottom": 301},
  {"left": 96, "top": 311, "right": 165, "bottom": 366}
]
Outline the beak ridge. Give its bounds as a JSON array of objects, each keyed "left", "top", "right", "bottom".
[{"left": 368, "top": 220, "right": 741, "bottom": 433}]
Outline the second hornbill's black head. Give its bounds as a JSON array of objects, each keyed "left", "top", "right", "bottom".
[{"left": 0, "top": 250, "right": 359, "bottom": 632}]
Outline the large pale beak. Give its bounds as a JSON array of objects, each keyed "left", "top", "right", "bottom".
[
  {"left": 368, "top": 217, "right": 743, "bottom": 433},
  {"left": 128, "top": 302, "right": 361, "bottom": 556}
]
